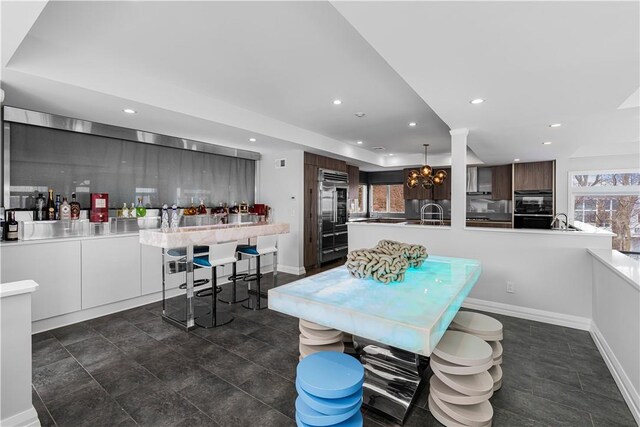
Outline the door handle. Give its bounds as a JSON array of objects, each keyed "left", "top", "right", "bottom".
[{"left": 333, "top": 191, "right": 338, "bottom": 223}]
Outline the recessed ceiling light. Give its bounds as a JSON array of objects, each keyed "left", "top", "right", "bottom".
[
  {"left": 469, "top": 98, "right": 485, "bottom": 105},
  {"left": 123, "top": 108, "right": 137, "bottom": 114},
  {"left": 333, "top": 99, "right": 342, "bottom": 105},
  {"left": 542, "top": 141, "right": 552, "bottom": 145},
  {"left": 356, "top": 140, "right": 363, "bottom": 145},
  {"left": 248, "top": 138, "right": 257, "bottom": 142},
  {"left": 355, "top": 112, "right": 366, "bottom": 118},
  {"left": 514, "top": 158, "right": 521, "bottom": 162},
  {"left": 389, "top": 153, "right": 394, "bottom": 156},
  {"left": 408, "top": 122, "right": 417, "bottom": 127},
  {"left": 549, "top": 123, "right": 562, "bottom": 128}
]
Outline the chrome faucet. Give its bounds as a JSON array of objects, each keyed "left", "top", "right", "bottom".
[{"left": 551, "top": 213, "right": 568, "bottom": 230}]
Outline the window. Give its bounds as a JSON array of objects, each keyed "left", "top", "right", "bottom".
[
  {"left": 370, "top": 184, "right": 405, "bottom": 213},
  {"left": 569, "top": 170, "right": 640, "bottom": 252}
]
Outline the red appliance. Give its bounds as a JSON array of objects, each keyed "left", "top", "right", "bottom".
[
  {"left": 253, "top": 204, "right": 267, "bottom": 216},
  {"left": 90, "top": 193, "right": 109, "bottom": 222}
]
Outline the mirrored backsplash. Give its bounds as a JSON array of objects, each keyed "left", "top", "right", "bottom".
[{"left": 9, "top": 123, "right": 255, "bottom": 210}]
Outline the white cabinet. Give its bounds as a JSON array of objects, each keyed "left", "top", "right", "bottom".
[
  {"left": 81, "top": 236, "right": 141, "bottom": 309},
  {"left": 141, "top": 245, "right": 164, "bottom": 295},
  {"left": 0, "top": 241, "right": 82, "bottom": 321}
]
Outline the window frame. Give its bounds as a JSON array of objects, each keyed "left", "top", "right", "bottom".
[
  {"left": 369, "top": 184, "right": 405, "bottom": 214},
  {"left": 567, "top": 168, "right": 640, "bottom": 223}
]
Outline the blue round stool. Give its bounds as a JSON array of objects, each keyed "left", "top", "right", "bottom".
[{"left": 295, "top": 352, "right": 364, "bottom": 427}]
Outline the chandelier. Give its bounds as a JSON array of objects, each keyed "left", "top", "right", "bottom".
[{"left": 406, "top": 144, "right": 447, "bottom": 189}]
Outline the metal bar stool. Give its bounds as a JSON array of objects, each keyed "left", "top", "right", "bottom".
[
  {"left": 217, "top": 243, "right": 250, "bottom": 305},
  {"left": 162, "top": 246, "right": 211, "bottom": 323},
  {"left": 239, "top": 235, "right": 278, "bottom": 311},
  {"left": 193, "top": 241, "right": 237, "bottom": 328}
]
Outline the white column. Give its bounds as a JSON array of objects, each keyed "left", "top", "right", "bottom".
[
  {"left": 450, "top": 129, "right": 469, "bottom": 229},
  {"left": 0, "top": 280, "right": 40, "bottom": 427}
]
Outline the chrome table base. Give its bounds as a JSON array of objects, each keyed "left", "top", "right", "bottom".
[{"left": 353, "top": 336, "right": 430, "bottom": 424}]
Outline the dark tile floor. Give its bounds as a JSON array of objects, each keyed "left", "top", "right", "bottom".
[{"left": 31, "top": 271, "right": 636, "bottom": 427}]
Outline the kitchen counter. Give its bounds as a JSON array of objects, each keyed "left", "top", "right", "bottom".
[
  {"left": 0, "top": 231, "right": 139, "bottom": 247},
  {"left": 348, "top": 221, "right": 613, "bottom": 236}
]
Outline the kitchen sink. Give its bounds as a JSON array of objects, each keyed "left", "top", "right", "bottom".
[{"left": 551, "top": 225, "right": 581, "bottom": 231}]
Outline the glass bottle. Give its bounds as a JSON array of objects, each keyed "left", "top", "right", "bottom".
[
  {"left": 54, "top": 195, "right": 61, "bottom": 220},
  {"left": 70, "top": 192, "right": 81, "bottom": 220},
  {"left": 170, "top": 204, "right": 179, "bottom": 230},
  {"left": 59, "top": 197, "right": 71, "bottom": 220},
  {"left": 47, "top": 189, "right": 56, "bottom": 220},
  {"left": 130, "top": 203, "right": 136, "bottom": 218},
  {"left": 136, "top": 197, "right": 147, "bottom": 217},
  {"left": 5, "top": 211, "right": 18, "bottom": 241},
  {"left": 35, "top": 193, "right": 46, "bottom": 221},
  {"left": 198, "top": 199, "right": 207, "bottom": 215},
  {"left": 0, "top": 207, "right": 5, "bottom": 241},
  {"left": 121, "top": 203, "right": 129, "bottom": 218},
  {"left": 161, "top": 204, "right": 169, "bottom": 231}
]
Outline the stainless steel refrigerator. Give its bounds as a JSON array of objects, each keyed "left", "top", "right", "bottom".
[{"left": 318, "top": 169, "right": 349, "bottom": 264}]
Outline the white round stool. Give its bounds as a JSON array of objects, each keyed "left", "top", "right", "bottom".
[
  {"left": 298, "top": 319, "right": 345, "bottom": 359},
  {"left": 430, "top": 330, "right": 495, "bottom": 427},
  {"left": 450, "top": 311, "right": 503, "bottom": 341}
]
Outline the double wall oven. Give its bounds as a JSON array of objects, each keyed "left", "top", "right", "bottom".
[
  {"left": 318, "top": 169, "right": 349, "bottom": 264},
  {"left": 513, "top": 190, "right": 554, "bottom": 229}
]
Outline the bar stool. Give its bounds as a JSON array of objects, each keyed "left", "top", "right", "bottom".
[
  {"left": 239, "top": 235, "right": 278, "bottom": 310},
  {"left": 429, "top": 330, "right": 494, "bottom": 427},
  {"left": 448, "top": 311, "right": 504, "bottom": 391},
  {"left": 217, "top": 243, "right": 250, "bottom": 305},
  {"left": 163, "top": 246, "right": 210, "bottom": 322},
  {"left": 192, "top": 241, "right": 237, "bottom": 328},
  {"left": 295, "top": 351, "right": 364, "bottom": 427}
]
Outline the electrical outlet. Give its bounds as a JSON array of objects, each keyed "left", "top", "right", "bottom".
[{"left": 506, "top": 281, "right": 515, "bottom": 293}]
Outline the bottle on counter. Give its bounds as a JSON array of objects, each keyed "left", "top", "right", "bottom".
[
  {"left": 170, "top": 204, "right": 179, "bottom": 231},
  {"left": 47, "top": 189, "right": 56, "bottom": 220},
  {"left": 161, "top": 204, "right": 169, "bottom": 231},
  {"left": 198, "top": 199, "right": 207, "bottom": 215},
  {"left": 35, "top": 193, "right": 46, "bottom": 221},
  {"left": 59, "top": 197, "right": 71, "bottom": 220},
  {"left": 70, "top": 192, "right": 81, "bottom": 220},
  {"left": 5, "top": 211, "right": 18, "bottom": 241},
  {"left": 129, "top": 203, "right": 136, "bottom": 218},
  {"left": 54, "top": 195, "right": 61, "bottom": 220},
  {"left": 0, "top": 207, "right": 5, "bottom": 241},
  {"left": 121, "top": 203, "right": 129, "bottom": 218},
  {"left": 135, "top": 197, "right": 147, "bottom": 217}
]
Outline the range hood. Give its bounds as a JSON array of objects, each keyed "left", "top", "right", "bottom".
[{"left": 467, "top": 167, "right": 492, "bottom": 194}]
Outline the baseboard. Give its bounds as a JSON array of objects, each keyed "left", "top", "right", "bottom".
[
  {"left": 590, "top": 323, "right": 640, "bottom": 425},
  {"left": 462, "top": 297, "right": 592, "bottom": 331},
  {"left": 277, "top": 264, "right": 306, "bottom": 275},
  {"left": 1, "top": 406, "right": 40, "bottom": 427}
]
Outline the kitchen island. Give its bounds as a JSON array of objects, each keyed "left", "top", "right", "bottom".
[{"left": 140, "top": 222, "right": 289, "bottom": 329}]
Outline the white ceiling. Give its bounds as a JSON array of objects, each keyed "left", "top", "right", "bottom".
[
  {"left": 1, "top": 1, "right": 638, "bottom": 170},
  {"left": 333, "top": 1, "right": 640, "bottom": 165},
  {"left": 1, "top": 0, "right": 452, "bottom": 170}
]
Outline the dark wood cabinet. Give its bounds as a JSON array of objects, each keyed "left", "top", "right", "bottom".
[
  {"left": 303, "top": 152, "right": 349, "bottom": 269},
  {"left": 402, "top": 169, "right": 433, "bottom": 200},
  {"left": 514, "top": 161, "right": 554, "bottom": 191},
  {"left": 466, "top": 221, "right": 512, "bottom": 229},
  {"left": 433, "top": 168, "right": 451, "bottom": 200},
  {"left": 491, "top": 165, "right": 512, "bottom": 200},
  {"left": 347, "top": 165, "right": 359, "bottom": 201}
]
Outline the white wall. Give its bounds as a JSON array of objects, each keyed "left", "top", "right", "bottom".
[
  {"left": 590, "top": 252, "right": 640, "bottom": 424},
  {"left": 349, "top": 224, "right": 612, "bottom": 327},
  {"left": 555, "top": 154, "right": 640, "bottom": 217},
  {"left": 257, "top": 150, "right": 305, "bottom": 275}
]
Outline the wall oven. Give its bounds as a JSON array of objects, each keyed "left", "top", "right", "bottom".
[
  {"left": 318, "top": 169, "right": 349, "bottom": 264},
  {"left": 514, "top": 190, "right": 553, "bottom": 229}
]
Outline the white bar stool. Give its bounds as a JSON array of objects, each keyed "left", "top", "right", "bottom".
[
  {"left": 429, "top": 330, "right": 494, "bottom": 427},
  {"left": 192, "top": 241, "right": 237, "bottom": 328},
  {"left": 239, "top": 235, "right": 278, "bottom": 311}
]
